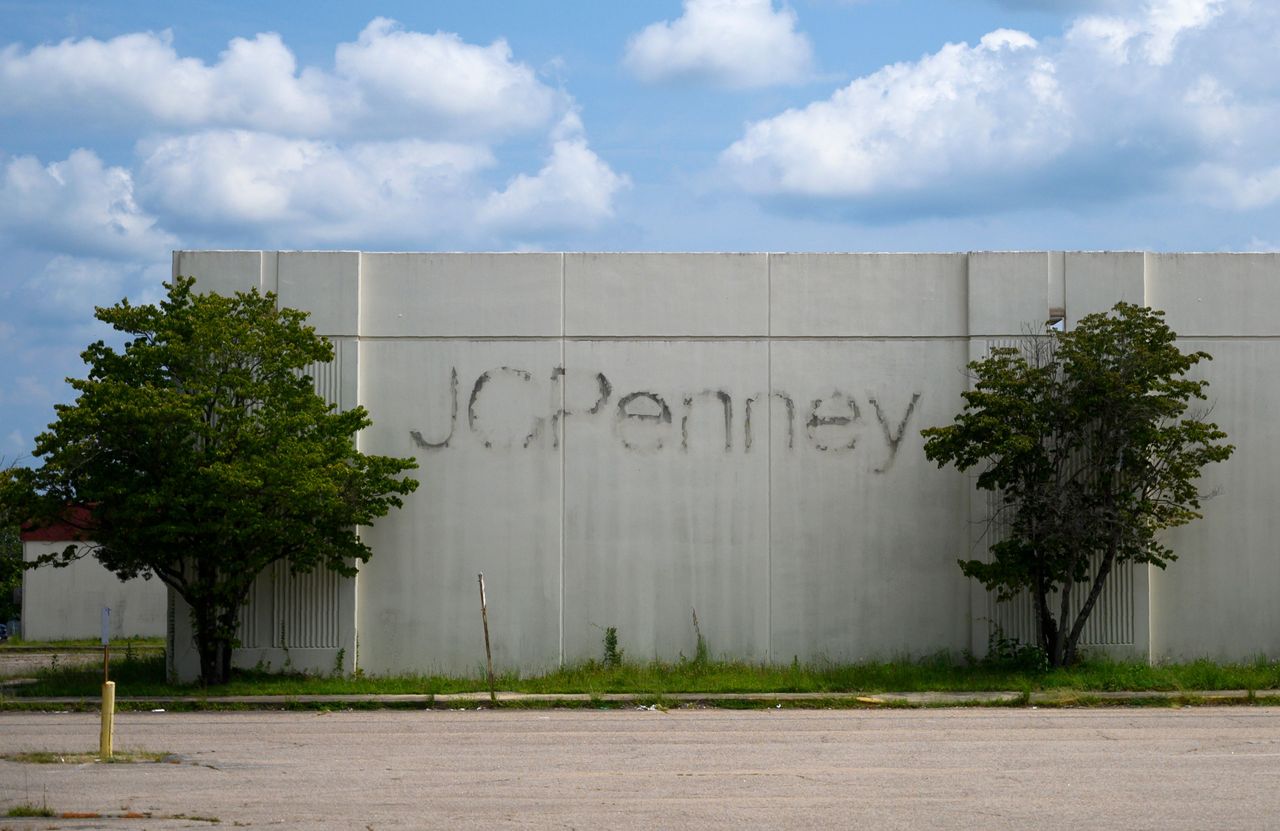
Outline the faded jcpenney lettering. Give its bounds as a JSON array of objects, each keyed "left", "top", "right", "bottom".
[{"left": 409, "top": 366, "right": 921, "bottom": 472}]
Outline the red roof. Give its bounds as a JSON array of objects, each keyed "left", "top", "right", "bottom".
[{"left": 20, "top": 506, "right": 96, "bottom": 542}]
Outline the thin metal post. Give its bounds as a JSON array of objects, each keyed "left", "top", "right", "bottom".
[{"left": 478, "top": 573, "right": 496, "bottom": 703}]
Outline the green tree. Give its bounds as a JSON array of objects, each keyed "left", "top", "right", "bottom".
[
  {"left": 922, "top": 303, "right": 1234, "bottom": 667},
  {"left": 4, "top": 278, "right": 418, "bottom": 683},
  {"left": 0, "top": 459, "right": 23, "bottom": 625},
  {"left": 0, "top": 526, "right": 19, "bottom": 625}
]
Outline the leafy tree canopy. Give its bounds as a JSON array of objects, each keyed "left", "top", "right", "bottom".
[
  {"left": 922, "top": 303, "right": 1233, "bottom": 667},
  {"left": 0, "top": 525, "right": 18, "bottom": 625},
  {"left": 3, "top": 278, "right": 418, "bottom": 682},
  {"left": 1, "top": 458, "right": 25, "bottom": 624}
]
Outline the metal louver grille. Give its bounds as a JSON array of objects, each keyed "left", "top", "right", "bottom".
[
  {"left": 980, "top": 338, "right": 1135, "bottom": 648},
  {"left": 986, "top": 555, "right": 1135, "bottom": 646},
  {"left": 273, "top": 562, "right": 340, "bottom": 649},
  {"left": 237, "top": 594, "right": 262, "bottom": 648},
  {"left": 236, "top": 340, "right": 347, "bottom": 650},
  {"left": 306, "top": 339, "right": 344, "bottom": 409}
]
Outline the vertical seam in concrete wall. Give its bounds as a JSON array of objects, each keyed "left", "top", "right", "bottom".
[
  {"left": 353, "top": 252, "right": 363, "bottom": 436},
  {"left": 963, "top": 252, "right": 975, "bottom": 655},
  {"left": 559, "top": 251, "right": 566, "bottom": 668},
  {"left": 766, "top": 252, "right": 773, "bottom": 663},
  {"left": 352, "top": 252, "right": 363, "bottom": 673},
  {"left": 1140, "top": 251, "right": 1153, "bottom": 662}
]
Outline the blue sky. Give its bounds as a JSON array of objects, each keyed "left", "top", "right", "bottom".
[{"left": 1, "top": 0, "right": 1278, "bottom": 458}]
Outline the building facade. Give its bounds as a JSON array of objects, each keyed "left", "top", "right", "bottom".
[{"left": 159, "top": 251, "right": 1279, "bottom": 680}]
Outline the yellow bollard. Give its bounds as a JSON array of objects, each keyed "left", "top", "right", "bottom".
[{"left": 100, "top": 681, "right": 115, "bottom": 760}]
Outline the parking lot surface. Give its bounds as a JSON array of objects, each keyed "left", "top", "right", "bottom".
[{"left": 2, "top": 707, "right": 1278, "bottom": 829}]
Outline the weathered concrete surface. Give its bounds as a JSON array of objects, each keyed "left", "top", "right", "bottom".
[
  {"left": 160, "top": 251, "right": 1280, "bottom": 676},
  {"left": 3, "top": 709, "right": 1280, "bottom": 829}
]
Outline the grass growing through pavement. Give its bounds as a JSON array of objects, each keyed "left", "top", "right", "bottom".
[
  {"left": 3, "top": 750, "right": 174, "bottom": 764},
  {"left": 8, "top": 651, "right": 1280, "bottom": 698}
]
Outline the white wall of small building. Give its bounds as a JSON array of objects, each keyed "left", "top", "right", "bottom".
[{"left": 21, "top": 540, "right": 166, "bottom": 640}]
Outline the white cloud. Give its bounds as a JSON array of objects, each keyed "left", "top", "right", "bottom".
[
  {"left": 722, "top": 31, "right": 1067, "bottom": 198},
  {"left": 721, "top": 0, "right": 1280, "bottom": 213},
  {"left": 0, "top": 18, "right": 562, "bottom": 139},
  {"left": 479, "top": 123, "right": 632, "bottom": 233},
  {"left": 0, "top": 17, "right": 630, "bottom": 255},
  {"left": 138, "top": 130, "right": 492, "bottom": 241},
  {"left": 0, "top": 30, "right": 333, "bottom": 133},
  {"left": 1065, "top": 0, "right": 1226, "bottom": 65},
  {"left": 31, "top": 256, "right": 127, "bottom": 310},
  {"left": 624, "top": 0, "right": 814, "bottom": 88},
  {"left": 0, "top": 149, "right": 176, "bottom": 259},
  {"left": 993, "top": 0, "right": 1132, "bottom": 9},
  {"left": 137, "top": 127, "right": 628, "bottom": 245},
  {"left": 334, "top": 18, "right": 559, "bottom": 137},
  {"left": 1186, "top": 164, "right": 1280, "bottom": 211}
]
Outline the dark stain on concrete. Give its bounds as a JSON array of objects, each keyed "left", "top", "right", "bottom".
[
  {"left": 469, "top": 366, "right": 533, "bottom": 449},
  {"left": 806, "top": 392, "right": 860, "bottom": 452},
  {"left": 616, "top": 391, "right": 672, "bottom": 451},
  {"left": 587, "top": 373, "right": 613, "bottom": 415},
  {"left": 409, "top": 367, "right": 458, "bottom": 450},
  {"left": 679, "top": 391, "right": 734, "bottom": 452},
  {"left": 869, "top": 392, "right": 921, "bottom": 473}
]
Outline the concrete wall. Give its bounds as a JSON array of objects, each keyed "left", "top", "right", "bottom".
[
  {"left": 21, "top": 541, "right": 166, "bottom": 640},
  {"left": 167, "top": 250, "right": 1280, "bottom": 677}
]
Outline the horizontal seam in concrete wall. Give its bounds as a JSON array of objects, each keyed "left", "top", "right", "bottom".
[
  {"left": 1172, "top": 335, "right": 1280, "bottom": 340},
  {"left": 352, "top": 335, "right": 990, "bottom": 342},
  {"left": 348, "top": 334, "right": 1280, "bottom": 342}
]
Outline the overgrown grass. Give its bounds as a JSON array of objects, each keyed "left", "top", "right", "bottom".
[
  {"left": 0, "top": 636, "right": 164, "bottom": 650},
  {"left": 8, "top": 651, "right": 1280, "bottom": 699}
]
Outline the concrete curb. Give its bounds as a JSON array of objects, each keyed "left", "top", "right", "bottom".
[{"left": 3, "top": 689, "right": 1278, "bottom": 709}]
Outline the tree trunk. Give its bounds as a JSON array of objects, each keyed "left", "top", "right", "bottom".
[
  {"left": 193, "top": 601, "right": 218, "bottom": 685},
  {"left": 217, "top": 605, "right": 241, "bottom": 684},
  {"left": 191, "top": 597, "right": 235, "bottom": 685},
  {"left": 1063, "top": 542, "right": 1118, "bottom": 666},
  {"left": 1033, "top": 571, "right": 1061, "bottom": 666}
]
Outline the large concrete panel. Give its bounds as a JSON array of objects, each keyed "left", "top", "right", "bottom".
[
  {"left": 561, "top": 339, "right": 771, "bottom": 662},
  {"left": 967, "top": 252, "right": 1051, "bottom": 336},
  {"left": 1146, "top": 253, "right": 1280, "bottom": 336},
  {"left": 1064, "top": 251, "right": 1144, "bottom": 328},
  {"left": 277, "top": 251, "right": 360, "bottom": 337},
  {"left": 770, "top": 253, "right": 967, "bottom": 337},
  {"left": 565, "top": 253, "right": 767, "bottom": 336},
  {"left": 1149, "top": 339, "right": 1280, "bottom": 660},
  {"left": 769, "top": 339, "right": 971, "bottom": 662},
  {"left": 360, "top": 253, "right": 562, "bottom": 337},
  {"left": 177, "top": 250, "right": 264, "bottom": 295},
  {"left": 355, "top": 339, "right": 563, "bottom": 674}
]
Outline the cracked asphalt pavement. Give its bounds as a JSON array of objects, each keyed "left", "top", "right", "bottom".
[{"left": 2, "top": 707, "right": 1279, "bottom": 829}]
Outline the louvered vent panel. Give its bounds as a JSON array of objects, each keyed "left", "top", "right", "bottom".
[
  {"left": 273, "top": 561, "right": 340, "bottom": 649},
  {"left": 306, "top": 339, "right": 344, "bottom": 409},
  {"left": 236, "top": 591, "right": 263, "bottom": 648},
  {"left": 980, "top": 338, "right": 1135, "bottom": 648}
]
